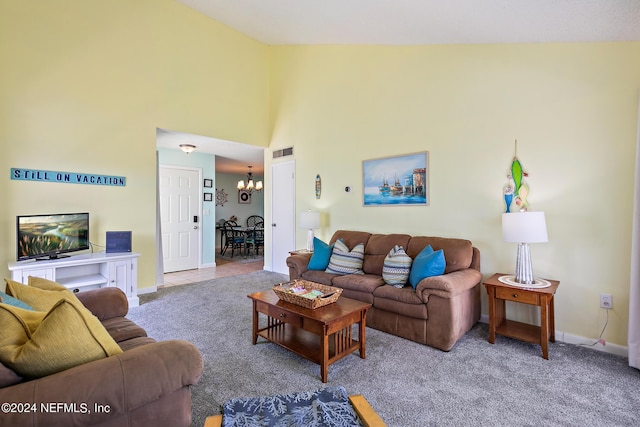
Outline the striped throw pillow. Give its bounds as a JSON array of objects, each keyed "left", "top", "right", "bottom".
[
  {"left": 382, "top": 245, "right": 412, "bottom": 287},
  {"left": 325, "top": 239, "right": 365, "bottom": 275}
]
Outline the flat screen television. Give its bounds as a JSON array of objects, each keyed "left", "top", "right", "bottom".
[{"left": 17, "top": 213, "right": 90, "bottom": 261}]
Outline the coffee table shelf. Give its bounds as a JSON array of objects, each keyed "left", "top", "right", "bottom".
[
  {"left": 257, "top": 323, "right": 361, "bottom": 366},
  {"left": 248, "top": 290, "right": 371, "bottom": 383}
]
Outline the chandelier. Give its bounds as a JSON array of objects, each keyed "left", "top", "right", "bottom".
[{"left": 237, "top": 166, "right": 263, "bottom": 192}]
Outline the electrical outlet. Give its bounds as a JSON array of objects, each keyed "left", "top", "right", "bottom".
[{"left": 600, "top": 294, "right": 613, "bottom": 309}]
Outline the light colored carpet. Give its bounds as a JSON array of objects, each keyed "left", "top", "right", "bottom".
[{"left": 127, "top": 271, "right": 640, "bottom": 427}]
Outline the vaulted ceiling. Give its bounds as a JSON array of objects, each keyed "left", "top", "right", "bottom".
[
  {"left": 165, "top": 1, "right": 640, "bottom": 173},
  {"left": 176, "top": 0, "right": 640, "bottom": 45}
]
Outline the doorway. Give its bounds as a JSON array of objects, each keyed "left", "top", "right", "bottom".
[
  {"left": 159, "top": 165, "right": 201, "bottom": 273},
  {"left": 271, "top": 160, "right": 295, "bottom": 274}
]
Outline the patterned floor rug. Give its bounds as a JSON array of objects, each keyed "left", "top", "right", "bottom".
[{"left": 221, "top": 386, "right": 362, "bottom": 427}]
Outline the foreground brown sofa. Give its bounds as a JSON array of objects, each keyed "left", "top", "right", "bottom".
[
  {"left": 287, "top": 230, "right": 481, "bottom": 351},
  {"left": 0, "top": 287, "right": 203, "bottom": 427}
]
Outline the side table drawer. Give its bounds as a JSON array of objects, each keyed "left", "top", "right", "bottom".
[
  {"left": 265, "top": 304, "right": 303, "bottom": 328},
  {"left": 496, "top": 287, "right": 539, "bottom": 305}
]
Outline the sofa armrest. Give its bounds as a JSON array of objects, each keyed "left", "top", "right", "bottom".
[
  {"left": 75, "top": 287, "right": 128, "bottom": 320},
  {"left": 415, "top": 269, "right": 482, "bottom": 302},
  {"left": 286, "top": 253, "right": 313, "bottom": 279},
  {"left": 0, "top": 340, "right": 203, "bottom": 427}
]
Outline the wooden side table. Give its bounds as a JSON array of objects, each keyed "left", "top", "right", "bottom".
[{"left": 483, "top": 273, "right": 560, "bottom": 359}]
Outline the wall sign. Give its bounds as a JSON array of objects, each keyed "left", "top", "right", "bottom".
[{"left": 11, "top": 168, "right": 126, "bottom": 187}]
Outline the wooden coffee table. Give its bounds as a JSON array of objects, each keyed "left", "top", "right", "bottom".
[{"left": 247, "top": 289, "right": 371, "bottom": 383}]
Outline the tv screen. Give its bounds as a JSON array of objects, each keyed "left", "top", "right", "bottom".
[{"left": 17, "top": 213, "right": 90, "bottom": 261}]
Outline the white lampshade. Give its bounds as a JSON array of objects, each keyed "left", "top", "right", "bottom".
[
  {"left": 501, "top": 211, "right": 549, "bottom": 287},
  {"left": 502, "top": 212, "right": 548, "bottom": 243},
  {"left": 299, "top": 211, "right": 320, "bottom": 230},
  {"left": 300, "top": 211, "right": 320, "bottom": 252}
]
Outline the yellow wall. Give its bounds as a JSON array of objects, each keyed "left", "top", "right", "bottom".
[
  {"left": 2, "top": 0, "right": 639, "bottom": 349},
  {"left": 268, "top": 43, "right": 640, "bottom": 347},
  {"left": 0, "top": 0, "right": 270, "bottom": 290}
]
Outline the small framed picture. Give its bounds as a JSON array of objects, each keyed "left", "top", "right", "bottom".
[
  {"left": 203, "top": 179, "right": 213, "bottom": 188},
  {"left": 204, "top": 192, "right": 213, "bottom": 202},
  {"left": 238, "top": 190, "right": 251, "bottom": 204}
]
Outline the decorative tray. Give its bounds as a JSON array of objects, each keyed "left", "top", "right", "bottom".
[{"left": 272, "top": 279, "right": 342, "bottom": 309}]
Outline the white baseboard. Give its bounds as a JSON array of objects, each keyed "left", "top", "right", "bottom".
[
  {"left": 138, "top": 285, "right": 157, "bottom": 295},
  {"left": 478, "top": 314, "right": 628, "bottom": 358},
  {"left": 557, "top": 331, "right": 628, "bottom": 358}
]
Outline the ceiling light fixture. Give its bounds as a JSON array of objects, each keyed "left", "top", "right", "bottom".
[
  {"left": 237, "top": 166, "right": 263, "bottom": 192},
  {"left": 179, "top": 144, "right": 196, "bottom": 154}
]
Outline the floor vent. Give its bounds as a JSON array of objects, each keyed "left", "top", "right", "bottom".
[{"left": 273, "top": 147, "right": 294, "bottom": 159}]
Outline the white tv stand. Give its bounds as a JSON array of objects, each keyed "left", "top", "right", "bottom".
[{"left": 8, "top": 252, "right": 140, "bottom": 307}]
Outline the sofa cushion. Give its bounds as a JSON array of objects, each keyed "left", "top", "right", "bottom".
[
  {"left": 301, "top": 270, "right": 339, "bottom": 286},
  {"left": 308, "top": 237, "right": 334, "bottom": 270},
  {"left": 382, "top": 245, "right": 412, "bottom": 287},
  {"left": 0, "top": 291, "right": 33, "bottom": 310},
  {"left": 325, "top": 239, "right": 365, "bottom": 275},
  {"left": 329, "top": 230, "right": 372, "bottom": 249},
  {"left": 117, "top": 336, "right": 157, "bottom": 352},
  {"left": 372, "top": 286, "right": 428, "bottom": 320},
  {"left": 409, "top": 245, "right": 446, "bottom": 289},
  {"left": 102, "top": 316, "right": 148, "bottom": 343},
  {"left": 0, "top": 361, "right": 23, "bottom": 387},
  {"left": 0, "top": 299, "right": 122, "bottom": 379},
  {"left": 362, "top": 233, "right": 411, "bottom": 275},
  {"left": 406, "top": 236, "right": 473, "bottom": 274},
  {"left": 332, "top": 273, "right": 385, "bottom": 294}
]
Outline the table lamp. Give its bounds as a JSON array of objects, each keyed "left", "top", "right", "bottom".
[
  {"left": 501, "top": 211, "right": 551, "bottom": 288},
  {"left": 299, "top": 210, "right": 320, "bottom": 252}
]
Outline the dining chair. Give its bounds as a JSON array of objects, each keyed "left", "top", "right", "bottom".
[
  {"left": 221, "top": 221, "right": 245, "bottom": 258},
  {"left": 245, "top": 221, "right": 264, "bottom": 257}
]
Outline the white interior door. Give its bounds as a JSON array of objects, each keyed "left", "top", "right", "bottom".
[
  {"left": 271, "top": 161, "right": 295, "bottom": 274},
  {"left": 159, "top": 166, "right": 200, "bottom": 273}
]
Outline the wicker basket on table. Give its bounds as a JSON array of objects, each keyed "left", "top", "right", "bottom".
[{"left": 272, "top": 279, "right": 342, "bottom": 309}]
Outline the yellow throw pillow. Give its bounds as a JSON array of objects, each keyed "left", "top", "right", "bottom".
[
  {"left": 0, "top": 299, "right": 122, "bottom": 378},
  {"left": 5, "top": 277, "right": 81, "bottom": 311}
]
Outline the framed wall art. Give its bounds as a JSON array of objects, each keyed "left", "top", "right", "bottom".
[
  {"left": 203, "top": 178, "right": 213, "bottom": 188},
  {"left": 238, "top": 190, "right": 251, "bottom": 204},
  {"left": 203, "top": 192, "right": 213, "bottom": 202},
  {"left": 362, "top": 152, "right": 429, "bottom": 206}
]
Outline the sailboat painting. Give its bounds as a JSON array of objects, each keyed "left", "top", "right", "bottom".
[{"left": 363, "top": 152, "right": 428, "bottom": 206}]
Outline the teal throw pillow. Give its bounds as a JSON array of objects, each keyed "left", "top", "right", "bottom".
[
  {"left": 408, "top": 245, "right": 446, "bottom": 289},
  {"left": 0, "top": 291, "right": 34, "bottom": 311},
  {"left": 308, "top": 237, "right": 334, "bottom": 271},
  {"left": 382, "top": 245, "right": 412, "bottom": 288},
  {"left": 325, "top": 239, "right": 365, "bottom": 275}
]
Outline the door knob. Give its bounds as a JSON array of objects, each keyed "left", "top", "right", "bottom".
[{"left": 194, "top": 226, "right": 198, "bottom": 229}]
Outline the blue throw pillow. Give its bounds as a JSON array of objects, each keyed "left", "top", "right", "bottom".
[
  {"left": 0, "top": 291, "right": 33, "bottom": 311},
  {"left": 408, "top": 245, "right": 446, "bottom": 289},
  {"left": 307, "top": 237, "right": 334, "bottom": 270}
]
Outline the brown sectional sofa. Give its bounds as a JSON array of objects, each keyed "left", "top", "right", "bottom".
[
  {"left": 287, "top": 230, "right": 482, "bottom": 351},
  {"left": 0, "top": 287, "right": 203, "bottom": 427}
]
